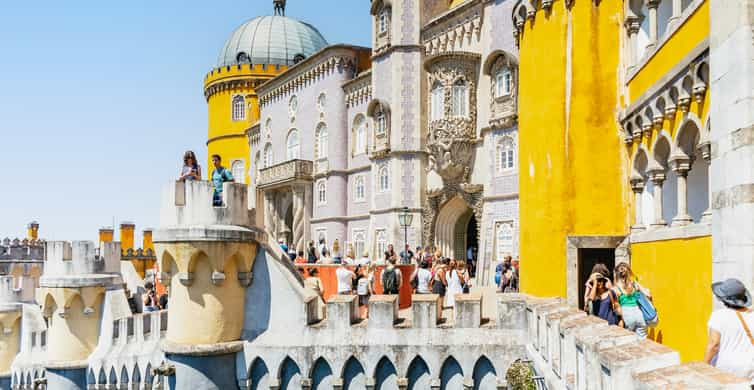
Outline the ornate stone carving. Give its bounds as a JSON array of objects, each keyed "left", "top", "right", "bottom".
[
  {"left": 257, "top": 159, "right": 313, "bottom": 189},
  {"left": 421, "top": 183, "right": 484, "bottom": 249},
  {"left": 425, "top": 53, "right": 480, "bottom": 186},
  {"left": 488, "top": 55, "right": 518, "bottom": 128}
]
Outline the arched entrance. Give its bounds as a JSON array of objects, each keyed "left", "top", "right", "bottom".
[{"left": 435, "top": 196, "right": 478, "bottom": 261}]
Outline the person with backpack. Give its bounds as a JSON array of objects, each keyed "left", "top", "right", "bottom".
[
  {"left": 356, "top": 266, "right": 371, "bottom": 318},
  {"left": 210, "top": 154, "right": 234, "bottom": 206},
  {"left": 704, "top": 278, "right": 754, "bottom": 385},
  {"left": 307, "top": 241, "right": 318, "bottom": 263},
  {"left": 381, "top": 259, "right": 402, "bottom": 302},
  {"left": 612, "top": 262, "right": 653, "bottom": 338}
]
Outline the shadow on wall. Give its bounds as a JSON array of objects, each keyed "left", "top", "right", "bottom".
[{"left": 243, "top": 249, "right": 272, "bottom": 341}]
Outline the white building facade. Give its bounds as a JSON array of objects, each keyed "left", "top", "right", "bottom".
[{"left": 248, "top": 0, "right": 520, "bottom": 285}]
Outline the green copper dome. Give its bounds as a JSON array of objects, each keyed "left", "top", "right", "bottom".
[{"left": 217, "top": 15, "right": 328, "bottom": 67}]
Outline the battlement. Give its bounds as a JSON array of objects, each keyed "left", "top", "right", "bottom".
[
  {"left": 42, "top": 241, "right": 121, "bottom": 279},
  {"left": 158, "top": 180, "right": 255, "bottom": 229},
  {"left": 203, "top": 63, "right": 285, "bottom": 85},
  {"left": 0, "top": 275, "right": 36, "bottom": 304},
  {"left": 0, "top": 238, "right": 45, "bottom": 261}
]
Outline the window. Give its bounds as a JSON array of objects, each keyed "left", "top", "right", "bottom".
[
  {"left": 354, "top": 175, "right": 366, "bottom": 201},
  {"left": 254, "top": 152, "right": 261, "bottom": 176},
  {"left": 316, "top": 124, "right": 328, "bottom": 159},
  {"left": 378, "top": 165, "right": 389, "bottom": 192},
  {"left": 263, "top": 143, "right": 273, "bottom": 168},
  {"left": 431, "top": 82, "right": 445, "bottom": 121},
  {"left": 286, "top": 130, "right": 300, "bottom": 160},
  {"left": 289, "top": 95, "right": 298, "bottom": 117},
  {"left": 232, "top": 95, "right": 246, "bottom": 121},
  {"left": 451, "top": 80, "right": 469, "bottom": 117},
  {"left": 495, "top": 222, "right": 514, "bottom": 260},
  {"left": 379, "top": 8, "right": 388, "bottom": 33},
  {"left": 375, "top": 108, "right": 387, "bottom": 136},
  {"left": 317, "top": 180, "right": 327, "bottom": 205},
  {"left": 495, "top": 69, "right": 512, "bottom": 98},
  {"left": 375, "top": 229, "right": 387, "bottom": 258},
  {"left": 353, "top": 230, "right": 366, "bottom": 259},
  {"left": 354, "top": 116, "right": 367, "bottom": 154},
  {"left": 317, "top": 93, "right": 326, "bottom": 112},
  {"left": 497, "top": 137, "right": 515, "bottom": 172},
  {"left": 231, "top": 160, "right": 245, "bottom": 184}
]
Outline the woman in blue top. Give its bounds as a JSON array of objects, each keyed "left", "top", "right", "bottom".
[{"left": 179, "top": 150, "right": 202, "bottom": 181}]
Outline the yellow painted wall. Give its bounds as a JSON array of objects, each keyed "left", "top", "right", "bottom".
[
  {"left": 0, "top": 311, "right": 21, "bottom": 375},
  {"left": 627, "top": 1, "right": 708, "bottom": 103},
  {"left": 205, "top": 64, "right": 283, "bottom": 184},
  {"left": 630, "top": 235, "right": 711, "bottom": 362},
  {"left": 518, "top": 0, "right": 629, "bottom": 297},
  {"left": 98, "top": 229, "right": 114, "bottom": 244}
]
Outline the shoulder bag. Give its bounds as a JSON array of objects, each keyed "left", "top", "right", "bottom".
[
  {"left": 635, "top": 283, "right": 659, "bottom": 326},
  {"left": 735, "top": 311, "right": 754, "bottom": 346}
]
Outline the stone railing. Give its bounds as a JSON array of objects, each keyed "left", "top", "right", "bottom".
[{"left": 257, "top": 159, "right": 313, "bottom": 189}]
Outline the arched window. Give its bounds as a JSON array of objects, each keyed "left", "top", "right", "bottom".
[
  {"left": 316, "top": 124, "right": 328, "bottom": 159},
  {"left": 451, "top": 79, "right": 469, "bottom": 117},
  {"left": 431, "top": 82, "right": 445, "bottom": 121},
  {"left": 378, "top": 165, "right": 389, "bottom": 192},
  {"left": 263, "top": 143, "right": 273, "bottom": 168},
  {"left": 379, "top": 8, "right": 389, "bottom": 33},
  {"left": 375, "top": 229, "right": 387, "bottom": 258},
  {"left": 254, "top": 152, "right": 261, "bottom": 176},
  {"left": 317, "top": 180, "right": 327, "bottom": 205},
  {"left": 354, "top": 175, "right": 366, "bottom": 201},
  {"left": 496, "top": 137, "right": 515, "bottom": 172},
  {"left": 375, "top": 108, "right": 387, "bottom": 136},
  {"left": 231, "top": 160, "right": 245, "bottom": 184},
  {"left": 354, "top": 116, "right": 367, "bottom": 154},
  {"left": 353, "top": 230, "right": 366, "bottom": 260},
  {"left": 495, "top": 69, "right": 512, "bottom": 98},
  {"left": 232, "top": 95, "right": 246, "bottom": 121},
  {"left": 286, "top": 130, "right": 300, "bottom": 160}
]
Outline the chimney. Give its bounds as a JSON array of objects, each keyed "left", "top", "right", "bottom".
[
  {"left": 98, "top": 227, "right": 114, "bottom": 245},
  {"left": 27, "top": 221, "right": 39, "bottom": 240},
  {"left": 120, "top": 222, "right": 135, "bottom": 252},
  {"left": 142, "top": 229, "right": 154, "bottom": 252}
]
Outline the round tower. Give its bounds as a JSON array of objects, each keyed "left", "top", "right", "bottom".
[
  {"left": 36, "top": 241, "right": 122, "bottom": 390},
  {"left": 204, "top": 0, "right": 327, "bottom": 184},
  {"left": 154, "top": 180, "right": 262, "bottom": 389}
]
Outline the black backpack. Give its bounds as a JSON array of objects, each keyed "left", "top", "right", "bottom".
[{"left": 382, "top": 268, "right": 399, "bottom": 294}]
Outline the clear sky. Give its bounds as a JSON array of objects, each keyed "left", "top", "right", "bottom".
[{"left": 0, "top": 0, "right": 371, "bottom": 243}]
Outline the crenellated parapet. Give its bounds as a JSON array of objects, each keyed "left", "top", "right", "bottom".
[
  {"left": 0, "top": 275, "right": 36, "bottom": 304},
  {"left": 0, "top": 238, "right": 45, "bottom": 261}
]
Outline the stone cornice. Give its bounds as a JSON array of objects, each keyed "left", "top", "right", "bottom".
[
  {"left": 204, "top": 78, "right": 265, "bottom": 102},
  {"left": 311, "top": 214, "right": 371, "bottom": 224},
  {"left": 206, "top": 132, "right": 247, "bottom": 146},
  {"left": 422, "top": 2, "right": 483, "bottom": 56},
  {"left": 313, "top": 165, "right": 371, "bottom": 179},
  {"left": 257, "top": 45, "right": 370, "bottom": 106},
  {"left": 371, "top": 44, "right": 423, "bottom": 60},
  {"left": 344, "top": 70, "right": 373, "bottom": 108}
]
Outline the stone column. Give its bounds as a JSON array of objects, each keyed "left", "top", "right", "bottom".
[
  {"left": 645, "top": 0, "right": 660, "bottom": 51},
  {"left": 710, "top": 0, "right": 754, "bottom": 290},
  {"left": 700, "top": 142, "right": 712, "bottom": 222},
  {"left": 631, "top": 179, "right": 646, "bottom": 231},
  {"left": 292, "top": 184, "right": 311, "bottom": 254},
  {"left": 625, "top": 18, "right": 641, "bottom": 69},
  {"left": 264, "top": 191, "right": 277, "bottom": 239},
  {"left": 649, "top": 170, "right": 667, "bottom": 228},
  {"left": 669, "top": 0, "right": 683, "bottom": 26},
  {"left": 671, "top": 155, "right": 693, "bottom": 226}
]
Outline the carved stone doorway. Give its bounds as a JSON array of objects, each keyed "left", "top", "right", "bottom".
[{"left": 423, "top": 185, "right": 484, "bottom": 260}]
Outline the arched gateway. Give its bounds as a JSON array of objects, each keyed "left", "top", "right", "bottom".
[{"left": 434, "top": 196, "right": 479, "bottom": 261}]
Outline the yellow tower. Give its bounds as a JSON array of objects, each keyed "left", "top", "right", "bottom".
[
  {"left": 514, "top": 0, "right": 629, "bottom": 298},
  {"left": 204, "top": 2, "right": 327, "bottom": 184},
  {"left": 119, "top": 222, "right": 135, "bottom": 252},
  {"left": 26, "top": 221, "right": 39, "bottom": 241}
]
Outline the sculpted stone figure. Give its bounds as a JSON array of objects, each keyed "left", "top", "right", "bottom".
[{"left": 274, "top": 0, "right": 286, "bottom": 16}]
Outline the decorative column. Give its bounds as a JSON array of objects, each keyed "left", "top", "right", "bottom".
[
  {"left": 699, "top": 142, "right": 712, "bottom": 222},
  {"left": 649, "top": 170, "right": 667, "bottom": 228},
  {"left": 291, "top": 184, "right": 311, "bottom": 254},
  {"left": 671, "top": 155, "right": 694, "bottom": 226},
  {"left": 669, "top": 0, "right": 683, "bottom": 26},
  {"left": 631, "top": 179, "right": 646, "bottom": 231},
  {"left": 645, "top": 0, "right": 660, "bottom": 51},
  {"left": 264, "top": 191, "right": 277, "bottom": 239},
  {"left": 625, "top": 17, "right": 641, "bottom": 69}
]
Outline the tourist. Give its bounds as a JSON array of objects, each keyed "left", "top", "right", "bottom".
[
  {"left": 179, "top": 150, "right": 202, "bottom": 181},
  {"left": 344, "top": 248, "right": 356, "bottom": 265},
  {"left": 318, "top": 239, "right": 327, "bottom": 260},
  {"left": 356, "top": 250, "right": 370, "bottom": 266},
  {"left": 445, "top": 260, "right": 464, "bottom": 310},
  {"left": 381, "top": 258, "right": 402, "bottom": 298},
  {"left": 585, "top": 272, "right": 618, "bottom": 325},
  {"left": 432, "top": 258, "right": 448, "bottom": 313},
  {"left": 356, "top": 266, "right": 370, "bottom": 316},
  {"left": 332, "top": 239, "right": 343, "bottom": 264},
  {"left": 612, "top": 262, "right": 651, "bottom": 338},
  {"left": 278, "top": 239, "right": 289, "bottom": 256},
  {"left": 143, "top": 282, "right": 159, "bottom": 312},
  {"left": 210, "top": 154, "right": 234, "bottom": 206},
  {"left": 386, "top": 244, "right": 398, "bottom": 263},
  {"left": 704, "top": 278, "right": 754, "bottom": 384},
  {"left": 584, "top": 263, "right": 613, "bottom": 308},
  {"left": 125, "top": 288, "right": 139, "bottom": 314},
  {"left": 415, "top": 246, "right": 423, "bottom": 263},
  {"left": 159, "top": 286, "right": 169, "bottom": 310},
  {"left": 304, "top": 268, "right": 324, "bottom": 300},
  {"left": 457, "top": 261, "right": 471, "bottom": 294},
  {"left": 307, "top": 241, "right": 318, "bottom": 263},
  {"left": 319, "top": 249, "right": 334, "bottom": 265},
  {"left": 411, "top": 260, "right": 433, "bottom": 294},
  {"left": 400, "top": 244, "right": 414, "bottom": 265},
  {"left": 336, "top": 261, "right": 355, "bottom": 294},
  {"left": 294, "top": 250, "right": 307, "bottom": 264}
]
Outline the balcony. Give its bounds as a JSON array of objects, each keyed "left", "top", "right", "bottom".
[{"left": 257, "top": 159, "right": 314, "bottom": 189}]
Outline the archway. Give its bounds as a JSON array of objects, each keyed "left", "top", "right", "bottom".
[{"left": 435, "top": 196, "right": 476, "bottom": 261}]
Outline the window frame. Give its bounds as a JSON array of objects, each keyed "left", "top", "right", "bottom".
[
  {"left": 496, "top": 136, "right": 516, "bottom": 173},
  {"left": 230, "top": 159, "right": 245, "bottom": 184},
  {"left": 316, "top": 124, "right": 328, "bottom": 159},
  {"left": 377, "top": 165, "right": 390, "bottom": 193},
  {"left": 352, "top": 229, "right": 366, "bottom": 260},
  {"left": 375, "top": 109, "right": 387, "bottom": 136},
  {"left": 232, "top": 95, "right": 246, "bottom": 122},
  {"left": 431, "top": 82, "right": 445, "bottom": 121},
  {"left": 354, "top": 116, "right": 367, "bottom": 155},
  {"left": 375, "top": 229, "right": 387, "bottom": 259},
  {"left": 316, "top": 179, "right": 327, "bottom": 205},
  {"left": 451, "top": 79, "right": 469, "bottom": 118},
  {"left": 354, "top": 175, "right": 366, "bottom": 202},
  {"left": 495, "top": 69, "right": 513, "bottom": 98},
  {"left": 286, "top": 129, "right": 300, "bottom": 161},
  {"left": 379, "top": 8, "right": 388, "bottom": 34},
  {"left": 263, "top": 143, "right": 273, "bottom": 168}
]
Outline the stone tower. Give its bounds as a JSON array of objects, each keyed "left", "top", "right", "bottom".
[
  {"left": 36, "top": 241, "right": 122, "bottom": 389},
  {"left": 154, "top": 180, "right": 260, "bottom": 390}
]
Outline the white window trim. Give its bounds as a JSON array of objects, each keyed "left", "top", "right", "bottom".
[
  {"left": 377, "top": 166, "right": 390, "bottom": 193},
  {"left": 263, "top": 144, "right": 273, "bottom": 168},
  {"left": 352, "top": 229, "right": 367, "bottom": 259},
  {"left": 354, "top": 175, "right": 367, "bottom": 203},
  {"left": 379, "top": 9, "right": 389, "bottom": 34},
  {"left": 451, "top": 81, "right": 469, "bottom": 118},
  {"left": 286, "top": 129, "right": 301, "bottom": 161},
  {"left": 232, "top": 95, "right": 246, "bottom": 122},
  {"left": 375, "top": 228, "right": 387, "bottom": 259},
  {"left": 316, "top": 179, "right": 327, "bottom": 206},
  {"left": 354, "top": 117, "right": 367, "bottom": 155},
  {"left": 316, "top": 124, "right": 328, "bottom": 159},
  {"left": 317, "top": 93, "right": 327, "bottom": 113},
  {"left": 230, "top": 159, "right": 245, "bottom": 184}
]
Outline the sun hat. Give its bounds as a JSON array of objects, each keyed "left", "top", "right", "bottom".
[{"left": 712, "top": 278, "right": 752, "bottom": 308}]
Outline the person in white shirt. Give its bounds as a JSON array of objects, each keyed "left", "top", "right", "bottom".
[
  {"left": 411, "top": 261, "right": 433, "bottom": 294},
  {"left": 335, "top": 261, "right": 355, "bottom": 294},
  {"left": 356, "top": 250, "right": 371, "bottom": 266},
  {"left": 704, "top": 278, "right": 754, "bottom": 385}
]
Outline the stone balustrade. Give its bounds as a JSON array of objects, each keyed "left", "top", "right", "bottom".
[{"left": 256, "top": 159, "right": 313, "bottom": 189}]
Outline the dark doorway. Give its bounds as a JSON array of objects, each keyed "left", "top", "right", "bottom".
[
  {"left": 466, "top": 216, "right": 479, "bottom": 277},
  {"left": 577, "top": 248, "right": 615, "bottom": 310}
]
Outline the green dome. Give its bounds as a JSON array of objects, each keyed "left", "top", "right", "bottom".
[{"left": 217, "top": 15, "right": 328, "bottom": 67}]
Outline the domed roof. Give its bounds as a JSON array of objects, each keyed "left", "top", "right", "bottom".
[{"left": 217, "top": 15, "right": 328, "bottom": 67}]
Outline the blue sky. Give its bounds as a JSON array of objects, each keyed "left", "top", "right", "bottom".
[{"left": 0, "top": 0, "right": 371, "bottom": 243}]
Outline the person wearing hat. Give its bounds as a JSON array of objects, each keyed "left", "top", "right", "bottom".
[{"left": 704, "top": 278, "right": 754, "bottom": 384}]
